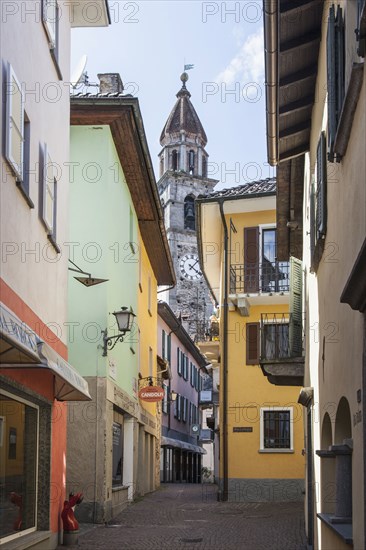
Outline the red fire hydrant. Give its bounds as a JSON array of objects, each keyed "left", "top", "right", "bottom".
[{"left": 61, "top": 492, "right": 83, "bottom": 546}]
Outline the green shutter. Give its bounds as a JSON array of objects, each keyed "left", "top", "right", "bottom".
[{"left": 289, "top": 256, "right": 303, "bottom": 357}]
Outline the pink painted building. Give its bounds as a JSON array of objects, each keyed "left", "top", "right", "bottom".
[{"left": 158, "top": 302, "right": 208, "bottom": 483}]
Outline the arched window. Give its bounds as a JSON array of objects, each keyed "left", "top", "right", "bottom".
[
  {"left": 188, "top": 150, "right": 195, "bottom": 174},
  {"left": 184, "top": 196, "right": 195, "bottom": 230},
  {"left": 202, "top": 156, "right": 207, "bottom": 178},
  {"left": 172, "top": 150, "right": 178, "bottom": 171}
]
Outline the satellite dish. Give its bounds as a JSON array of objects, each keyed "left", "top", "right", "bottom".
[{"left": 70, "top": 54, "right": 88, "bottom": 88}]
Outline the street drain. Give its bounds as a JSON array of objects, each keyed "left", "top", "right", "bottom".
[{"left": 181, "top": 538, "right": 203, "bottom": 544}]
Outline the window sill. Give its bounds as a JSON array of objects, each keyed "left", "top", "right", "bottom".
[
  {"left": 16, "top": 181, "right": 34, "bottom": 208},
  {"left": 47, "top": 234, "right": 61, "bottom": 254},
  {"left": 258, "top": 449, "right": 294, "bottom": 454},
  {"left": 2, "top": 530, "right": 52, "bottom": 550},
  {"left": 112, "top": 485, "right": 129, "bottom": 493},
  {"left": 317, "top": 513, "right": 353, "bottom": 545}
]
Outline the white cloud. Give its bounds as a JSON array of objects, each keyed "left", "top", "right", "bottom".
[{"left": 216, "top": 28, "right": 264, "bottom": 86}]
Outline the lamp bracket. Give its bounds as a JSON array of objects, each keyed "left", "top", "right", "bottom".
[{"left": 102, "top": 329, "right": 126, "bottom": 357}]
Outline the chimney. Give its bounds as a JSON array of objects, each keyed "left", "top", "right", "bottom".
[{"left": 97, "top": 73, "right": 124, "bottom": 94}]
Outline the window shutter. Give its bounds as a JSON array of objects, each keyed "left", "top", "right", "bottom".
[
  {"left": 335, "top": 7, "right": 345, "bottom": 123},
  {"left": 327, "top": 5, "right": 337, "bottom": 161},
  {"left": 309, "top": 181, "right": 316, "bottom": 272},
  {"left": 244, "top": 227, "right": 259, "bottom": 292},
  {"left": 42, "top": 143, "right": 55, "bottom": 234},
  {"left": 246, "top": 323, "right": 259, "bottom": 365},
  {"left": 289, "top": 256, "right": 303, "bottom": 357},
  {"left": 327, "top": 5, "right": 345, "bottom": 162},
  {"left": 167, "top": 334, "right": 171, "bottom": 363},
  {"left": 316, "top": 132, "right": 327, "bottom": 239},
  {"left": 177, "top": 348, "right": 181, "bottom": 374},
  {"left": 357, "top": 0, "right": 366, "bottom": 56},
  {"left": 162, "top": 330, "right": 166, "bottom": 360},
  {"left": 5, "top": 64, "right": 24, "bottom": 181}
]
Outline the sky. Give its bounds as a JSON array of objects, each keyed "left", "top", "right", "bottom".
[{"left": 71, "top": 0, "right": 274, "bottom": 190}]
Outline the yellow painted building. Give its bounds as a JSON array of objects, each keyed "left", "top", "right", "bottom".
[
  {"left": 196, "top": 179, "right": 305, "bottom": 501},
  {"left": 137, "top": 227, "right": 163, "bottom": 489}
]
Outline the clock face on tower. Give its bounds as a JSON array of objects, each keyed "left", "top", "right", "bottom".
[{"left": 179, "top": 253, "right": 203, "bottom": 281}]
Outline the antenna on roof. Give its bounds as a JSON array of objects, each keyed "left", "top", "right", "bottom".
[{"left": 70, "top": 54, "right": 88, "bottom": 89}]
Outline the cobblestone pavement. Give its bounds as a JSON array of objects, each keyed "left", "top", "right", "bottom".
[{"left": 58, "top": 484, "right": 307, "bottom": 550}]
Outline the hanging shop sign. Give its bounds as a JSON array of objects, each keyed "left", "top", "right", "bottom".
[{"left": 138, "top": 385, "right": 164, "bottom": 403}]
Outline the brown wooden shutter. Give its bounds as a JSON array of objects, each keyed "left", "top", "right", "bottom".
[
  {"left": 246, "top": 323, "right": 260, "bottom": 365},
  {"left": 244, "top": 227, "right": 259, "bottom": 292}
]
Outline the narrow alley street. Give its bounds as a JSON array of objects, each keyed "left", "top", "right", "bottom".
[{"left": 58, "top": 484, "right": 307, "bottom": 550}]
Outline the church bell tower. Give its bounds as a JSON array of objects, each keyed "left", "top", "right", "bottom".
[{"left": 158, "top": 72, "right": 218, "bottom": 341}]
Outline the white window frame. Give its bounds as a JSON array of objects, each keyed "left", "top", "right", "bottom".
[
  {"left": 42, "top": 143, "right": 55, "bottom": 234},
  {"left": 0, "top": 390, "right": 39, "bottom": 544},
  {"left": 5, "top": 63, "right": 24, "bottom": 181},
  {"left": 259, "top": 406, "right": 294, "bottom": 452},
  {"left": 42, "top": 0, "right": 58, "bottom": 48}
]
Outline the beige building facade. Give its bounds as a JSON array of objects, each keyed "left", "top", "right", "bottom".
[{"left": 264, "top": 1, "right": 366, "bottom": 547}]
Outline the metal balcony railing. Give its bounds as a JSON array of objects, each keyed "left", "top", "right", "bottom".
[
  {"left": 230, "top": 261, "right": 290, "bottom": 294},
  {"left": 260, "top": 312, "right": 303, "bottom": 361}
]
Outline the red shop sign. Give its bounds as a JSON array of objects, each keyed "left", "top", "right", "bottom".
[{"left": 138, "top": 386, "right": 164, "bottom": 403}]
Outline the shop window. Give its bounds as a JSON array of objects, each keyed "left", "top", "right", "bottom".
[
  {"left": 260, "top": 407, "right": 293, "bottom": 451},
  {"left": 0, "top": 391, "right": 38, "bottom": 541},
  {"left": 112, "top": 411, "right": 124, "bottom": 487}
]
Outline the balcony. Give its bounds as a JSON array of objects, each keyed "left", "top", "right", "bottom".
[
  {"left": 259, "top": 313, "right": 304, "bottom": 386},
  {"left": 199, "top": 390, "right": 213, "bottom": 408},
  {"left": 229, "top": 261, "right": 289, "bottom": 316},
  {"left": 199, "top": 429, "right": 214, "bottom": 442}
]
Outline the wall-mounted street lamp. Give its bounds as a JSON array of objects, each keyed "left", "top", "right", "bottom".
[{"left": 102, "top": 307, "right": 135, "bottom": 356}]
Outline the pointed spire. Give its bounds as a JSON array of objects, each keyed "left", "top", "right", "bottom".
[{"left": 160, "top": 73, "right": 207, "bottom": 147}]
